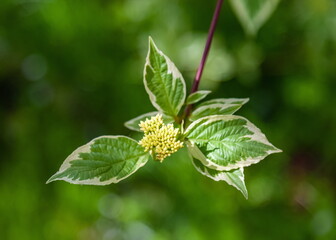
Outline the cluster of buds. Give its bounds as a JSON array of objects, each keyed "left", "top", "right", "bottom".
[{"left": 139, "top": 114, "right": 183, "bottom": 162}]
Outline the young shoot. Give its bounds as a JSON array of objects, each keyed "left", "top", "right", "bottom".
[{"left": 47, "top": 38, "right": 281, "bottom": 199}]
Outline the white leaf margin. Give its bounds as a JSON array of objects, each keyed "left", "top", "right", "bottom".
[
  {"left": 46, "top": 136, "right": 149, "bottom": 185},
  {"left": 124, "top": 112, "right": 174, "bottom": 132},
  {"left": 190, "top": 98, "right": 249, "bottom": 121},
  {"left": 143, "top": 37, "right": 186, "bottom": 116},
  {"left": 229, "top": 0, "right": 281, "bottom": 35},
  {"left": 125, "top": 112, "right": 159, "bottom": 131},
  {"left": 199, "top": 98, "right": 249, "bottom": 106},
  {"left": 185, "top": 115, "right": 282, "bottom": 171},
  {"left": 192, "top": 157, "right": 248, "bottom": 199},
  {"left": 186, "top": 90, "right": 211, "bottom": 105}
]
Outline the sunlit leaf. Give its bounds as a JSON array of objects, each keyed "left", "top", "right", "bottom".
[
  {"left": 144, "top": 37, "right": 186, "bottom": 117},
  {"left": 47, "top": 136, "right": 149, "bottom": 185},
  {"left": 192, "top": 157, "right": 248, "bottom": 198},
  {"left": 185, "top": 115, "right": 281, "bottom": 171},
  {"left": 190, "top": 98, "right": 249, "bottom": 121},
  {"left": 186, "top": 90, "right": 211, "bottom": 105}
]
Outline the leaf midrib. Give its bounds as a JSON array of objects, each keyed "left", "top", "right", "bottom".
[
  {"left": 79, "top": 152, "right": 147, "bottom": 166},
  {"left": 151, "top": 49, "right": 176, "bottom": 116}
]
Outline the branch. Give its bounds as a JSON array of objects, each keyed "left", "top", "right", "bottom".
[{"left": 184, "top": 0, "right": 224, "bottom": 118}]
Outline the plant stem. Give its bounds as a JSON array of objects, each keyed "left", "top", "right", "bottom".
[{"left": 184, "top": 0, "right": 224, "bottom": 118}]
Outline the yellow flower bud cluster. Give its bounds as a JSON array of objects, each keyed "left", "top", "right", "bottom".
[{"left": 139, "top": 114, "right": 183, "bottom": 162}]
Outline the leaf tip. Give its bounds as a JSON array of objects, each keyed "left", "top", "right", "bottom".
[
  {"left": 46, "top": 171, "right": 65, "bottom": 184},
  {"left": 242, "top": 190, "right": 249, "bottom": 199},
  {"left": 274, "top": 147, "right": 283, "bottom": 153},
  {"left": 148, "top": 36, "right": 156, "bottom": 49},
  {"left": 124, "top": 121, "right": 132, "bottom": 131},
  {"left": 148, "top": 35, "right": 153, "bottom": 42},
  {"left": 46, "top": 174, "right": 57, "bottom": 184},
  {"left": 269, "top": 143, "right": 282, "bottom": 154}
]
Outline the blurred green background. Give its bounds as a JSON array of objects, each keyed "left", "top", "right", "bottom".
[{"left": 1, "top": 0, "right": 336, "bottom": 239}]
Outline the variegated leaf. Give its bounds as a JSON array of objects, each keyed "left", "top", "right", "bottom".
[
  {"left": 192, "top": 157, "right": 248, "bottom": 198},
  {"left": 125, "top": 112, "right": 174, "bottom": 132},
  {"left": 185, "top": 115, "right": 281, "bottom": 171},
  {"left": 186, "top": 90, "right": 211, "bottom": 105},
  {"left": 190, "top": 98, "right": 249, "bottom": 121},
  {"left": 144, "top": 37, "right": 186, "bottom": 117},
  {"left": 229, "top": 0, "right": 280, "bottom": 35},
  {"left": 47, "top": 136, "right": 149, "bottom": 185}
]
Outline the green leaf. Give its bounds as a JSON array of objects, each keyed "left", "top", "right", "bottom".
[
  {"left": 186, "top": 90, "right": 211, "bottom": 105},
  {"left": 124, "top": 112, "right": 174, "bottom": 132},
  {"left": 47, "top": 136, "right": 149, "bottom": 185},
  {"left": 190, "top": 98, "right": 249, "bottom": 121},
  {"left": 185, "top": 115, "right": 281, "bottom": 171},
  {"left": 229, "top": 0, "right": 280, "bottom": 35},
  {"left": 192, "top": 157, "right": 248, "bottom": 199},
  {"left": 144, "top": 37, "right": 186, "bottom": 117}
]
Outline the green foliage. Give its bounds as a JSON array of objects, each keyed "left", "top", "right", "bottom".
[
  {"left": 124, "top": 112, "right": 174, "bottom": 132},
  {"left": 229, "top": 0, "right": 281, "bottom": 35},
  {"left": 48, "top": 38, "right": 281, "bottom": 198},
  {"left": 144, "top": 37, "right": 186, "bottom": 117},
  {"left": 2, "top": 0, "right": 336, "bottom": 239},
  {"left": 192, "top": 158, "right": 248, "bottom": 199},
  {"left": 185, "top": 115, "right": 280, "bottom": 171},
  {"left": 47, "top": 136, "right": 149, "bottom": 184},
  {"left": 186, "top": 90, "right": 211, "bottom": 105},
  {"left": 189, "top": 98, "right": 249, "bottom": 121}
]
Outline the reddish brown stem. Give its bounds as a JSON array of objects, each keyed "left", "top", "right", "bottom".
[{"left": 184, "top": 0, "right": 224, "bottom": 119}]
